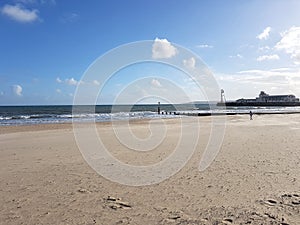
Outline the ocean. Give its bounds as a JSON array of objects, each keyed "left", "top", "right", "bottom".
[
  {"left": 0, "top": 104, "right": 183, "bottom": 126},
  {"left": 1, "top": 104, "right": 300, "bottom": 126}
]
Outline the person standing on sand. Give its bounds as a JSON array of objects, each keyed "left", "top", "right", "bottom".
[{"left": 249, "top": 111, "right": 253, "bottom": 120}]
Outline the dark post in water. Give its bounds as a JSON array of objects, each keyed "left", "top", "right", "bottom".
[{"left": 158, "top": 101, "right": 161, "bottom": 114}]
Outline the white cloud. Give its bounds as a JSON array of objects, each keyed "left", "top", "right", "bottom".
[
  {"left": 152, "top": 38, "right": 177, "bottom": 59},
  {"left": 257, "top": 54, "right": 280, "bottom": 61},
  {"left": 17, "top": 0, "right": 56, "bottom": 5},
  {"left": 150, "top": 79, "right": 162, "bottom": 87},
  {"left": 196, "top": 44, "right": 213, "bottom": 48},
  {"left": 292, "top": 53, "right": 300, "bottom": 64},
  {"left": 61, "top": 12, "right": 79, "bottom": 23},
  {"left": 65, "top": 78, "right": 78, "bottom": 86},
  {"left": 258, "top": 46, "right": 270, "bottom": 51},
  {"left": 275, "top": 26, "right": 300, "bottom": 64},
  {"left": 93, "top": 80, "right": 100, "bottom": 86},
  {"left": 56, "top": 77, "right": 62, "bottom": 83},
  {"left": 222, "top": 68, "right": 300, "bottom": 85},
  {"left": 229, "top": 54, "right": 243, "bottom": 59},
  {"left": 257, "top": 27, "right": 271, "bottom": 40},
  {"left": 217, "top": 68, "right": 300, "bottom": 97},
  {"left": 40, "top": 0, "right": 56, "bottom": 5},
  {"left": 56, "top": 77, "right": 79, "bottom": 86},
  {"left": 183, "top": 57, "right": 196, "bottom": 69},
  {"left": 12, "top": 84, "right": 23, "bottom": 96},
  {"left": 16, "top": 0, "right": 35, "bottom": 4},
  {"left": 56, "top": 89, "right": 61, "bottom": 93},
  {"left": 1, "top": 4, "right": 39, "bottom": 23}
]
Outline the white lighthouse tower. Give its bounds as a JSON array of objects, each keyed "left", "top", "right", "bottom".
[{"left": 220, "top": 89, "right": 225, "bottom": 103}]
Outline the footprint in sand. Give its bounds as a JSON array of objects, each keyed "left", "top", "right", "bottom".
[
  {"left": 281, "top": 193, "right": 300, "bottom": 206},
  {"left": 292, "top": 201, "right": 300, "bottom": 205},
  {"left": 222, "top": 218, "right": 233, "bottom": 224},
  {"left": 264, "top": 199, "right": 277, "bottom": 206},
  {"left": 105, "top": 196, "right": 132, "bottom": 210}
]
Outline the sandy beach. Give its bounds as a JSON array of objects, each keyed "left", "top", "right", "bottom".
[{"left": 0, "top": 114, "right": 299, "bottom": 224}]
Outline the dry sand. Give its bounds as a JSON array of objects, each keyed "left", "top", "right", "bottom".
[{"left": 0, "top": 114, "right": 299, "bottom": 225}]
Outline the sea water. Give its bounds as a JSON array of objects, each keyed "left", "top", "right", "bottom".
[
  {"left": 0, "top": 104, "right": 179, "bottom": 126},
  {"left": 1, "top": 104, "right": 300, "bottom": 126}
]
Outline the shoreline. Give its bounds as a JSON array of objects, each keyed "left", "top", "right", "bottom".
[
  {"left": 1, "top": 104, "right": 300, "bottom": 128},
  {"left": 1, "top": 110, "right": 300, "bottom": 130}
]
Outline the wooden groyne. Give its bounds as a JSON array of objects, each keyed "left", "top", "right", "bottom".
[{"left": 161, "top": 111, "right": 300, "bottom": 117}]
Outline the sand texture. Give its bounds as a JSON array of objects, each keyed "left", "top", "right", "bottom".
[{"left": 0, "top": 114, "right": 299, "bottom": 224}]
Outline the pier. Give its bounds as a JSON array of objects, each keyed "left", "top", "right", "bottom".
[{"left": 156, "top": 102, "right": 300, "bottom": 117}]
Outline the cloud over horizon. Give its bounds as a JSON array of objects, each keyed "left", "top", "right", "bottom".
[
  {"left": 218, "top": 67, "right": 300, "bottom": 98},
  {"left": 150, "top": 79, "right": 162, "bottom": 88},
  {"left": 12, "top": 84, "right": 23, "bottom": 96}
]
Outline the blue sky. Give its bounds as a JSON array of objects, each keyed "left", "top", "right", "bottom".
[{"left": 1, "top": 0, "right": 300, "bottom": 105}]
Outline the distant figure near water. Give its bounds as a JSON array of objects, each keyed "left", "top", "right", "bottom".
[{"left": 249, "top": 111, "right": 253, "bottom": 120}]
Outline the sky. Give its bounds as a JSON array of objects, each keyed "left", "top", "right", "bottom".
[{"left": 1, "top": 0, "right": 300, "bottom": 105}]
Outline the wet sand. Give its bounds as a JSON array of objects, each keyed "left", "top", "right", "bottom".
[{"left": 0, "top": 114, "right": 299, "bottom": 224}]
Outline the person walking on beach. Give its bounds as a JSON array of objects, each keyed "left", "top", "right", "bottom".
[{"left": 249, "top": 111, "right": 253, "bottom": 120}]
